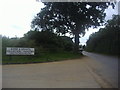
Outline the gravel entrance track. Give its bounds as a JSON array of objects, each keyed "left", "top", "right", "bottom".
[{"left": 3, "top": 56, "right": 115, "bottom": 88}]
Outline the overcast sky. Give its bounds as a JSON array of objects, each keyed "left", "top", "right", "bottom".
[{"left": 0, "top": 0, "right": 119, "bottom": 45}]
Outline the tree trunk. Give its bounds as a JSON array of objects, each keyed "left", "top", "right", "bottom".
[{"left": 74, "top": 31, "right": 79, "bottom": 53}]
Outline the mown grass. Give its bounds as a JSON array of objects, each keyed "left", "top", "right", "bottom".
[{"left": 2, "top": 52, "right": 83, "bottom": 64}]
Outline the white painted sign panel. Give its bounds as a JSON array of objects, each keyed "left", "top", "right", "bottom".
[{"left": 6, "top": 47, "right": 35, "bottom": 55}]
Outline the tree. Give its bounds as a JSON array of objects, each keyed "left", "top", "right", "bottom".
[
  {"left": 86, "top": 15, "right": 119, "bottom": 55},
  {"left": 31, "top": 2, "right": 115, "bottom": 53}
]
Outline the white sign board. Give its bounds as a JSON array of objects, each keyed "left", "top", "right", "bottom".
[{"left": 6, "top": 47, "right": 35, "bottom": 55}]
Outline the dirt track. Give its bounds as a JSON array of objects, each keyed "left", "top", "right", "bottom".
[{"left": 2, "top": 56, "right": 115, "bottom": 88}]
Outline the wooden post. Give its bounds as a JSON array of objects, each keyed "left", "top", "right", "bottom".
[{"left": 9, "top": 55, "right": 12, "bottom": 61}]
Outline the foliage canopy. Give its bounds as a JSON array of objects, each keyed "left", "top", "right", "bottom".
[
  {"left": 31, "top": 2, "right": 115, "bottom": 52},
  {"left": 32, "top": 2, "right": 115, "bottom": 35},
  {"left": 86, "top": 15, "right": 119, "bottom": 55}
]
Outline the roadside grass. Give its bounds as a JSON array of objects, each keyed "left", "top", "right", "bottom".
[{"left": 2, "top": 52, "right": 83, "bottom": 64}]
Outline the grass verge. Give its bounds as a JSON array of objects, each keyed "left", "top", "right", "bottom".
[{"left": 2, "top": 52, "right": 83, "bottom": 65}]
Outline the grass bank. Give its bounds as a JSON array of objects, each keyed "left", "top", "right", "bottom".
[{"left": 2, "top": 52, "right": 83, "bottom": 65}]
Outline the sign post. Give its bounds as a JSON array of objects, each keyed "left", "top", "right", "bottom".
[
  {"left": 6, "top": 47, "right": 35, "bottom": 60},
  {"left": 6, "top": 47, "right": 35, "bottom": 61},
  {"left": 6, "top": 47, "right": 35, "bottom": 55}
]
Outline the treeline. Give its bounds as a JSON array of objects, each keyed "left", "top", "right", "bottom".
[
  {"left": 2, "top": 30, "right": 74, "bottom": 56},
  {"left": 86, "top": 15, "right": 119, "bottom": 56}
]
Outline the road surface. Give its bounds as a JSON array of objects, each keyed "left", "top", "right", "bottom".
[
  {"left": 82, "top": 51, "right": 118, "bottom": 88},
  {"left": 2, "top": 52, "right": 118, "bottom": 88}
]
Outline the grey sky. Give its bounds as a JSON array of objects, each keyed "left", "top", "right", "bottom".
[{"left": 0, "top": 0, "right": 119, "bottom": 45}]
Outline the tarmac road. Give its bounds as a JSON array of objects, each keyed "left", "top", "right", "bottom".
[
  {"left": 82, "top": 51, "right": 118, "bottom": 88},
  {"left": 2, "top": 53, "right": 118, "bottom": 88}
]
